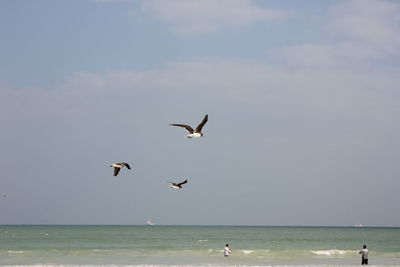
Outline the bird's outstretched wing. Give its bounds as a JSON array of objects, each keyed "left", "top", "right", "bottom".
[
  {"left": 113, "top": 167, "right": 121, "bottom": 176},
  {"left": 170, "top": 124, "right": 194, "bottom": 134},
  {"left": 122, "top": 163, "right": 131, "bottom": 169},
  {"left": 177, "top": 180, "right": 188, "bottom": 187},
  {"left": 195, "top": 115, "right": 208, "bottom": 132}
]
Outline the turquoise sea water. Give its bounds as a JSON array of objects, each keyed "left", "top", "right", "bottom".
[{"left": 0, "top": 225, "right": 399, "bottom": 266}]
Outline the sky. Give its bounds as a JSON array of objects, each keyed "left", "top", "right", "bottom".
[{"left": 1, "top": 0, "right": 399, "bottom": 227}]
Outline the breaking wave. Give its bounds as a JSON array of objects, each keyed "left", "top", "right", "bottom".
[
  {"left": 7, "top": 251, "right": 25, "bottom": 254},
  {"left": 310, "top": 249, "right": 352, "bottom": 256}
]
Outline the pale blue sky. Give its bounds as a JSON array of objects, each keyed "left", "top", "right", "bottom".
[
  {"left": 0, "top": 0, "right": 337, "bottom": 86},
  {"left": 1, "top": 0, "right": 399, "bottom": 226}
]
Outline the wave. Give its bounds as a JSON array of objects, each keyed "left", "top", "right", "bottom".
[
  {"left": 90, "top": 249, "right": 114, "bottom": 252},
  {"left": 310, "top": 249, "right": 353, "bottom": 256},
  {"left": 242, "top": 249, "right": 255, "bottom": 255},
  {"left": 7, "top": 250, "right": 25, "bottom": 254},
  {"left": 2, "top": 248, "right": 399, "bottom": 267},
  {"left": 240, "top": 249, "right": 270, "bottom": 255}
]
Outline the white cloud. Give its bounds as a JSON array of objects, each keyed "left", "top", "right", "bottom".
[
  {"left": 140, "top": 0, "right": 288, "bottom": 36},
  {"left": 1, "top": 58, "right": 395, "bottom": 122},
  {"left": 328, "top": 0, "right": 400, "bottom": 45},
  {"left": 279, "top": 42, "right": 381, "bottom": 67},
  {"left": 279, "top": 0, "right": 400, "bottom": 66},
  {"left": 43, "top": 57, "right": 400, "bottom": 113},
  {"left": 328, "top": 0, "right": 400, "bottom": 56}
]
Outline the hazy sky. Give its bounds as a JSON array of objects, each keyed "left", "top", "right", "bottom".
[{"left": 1, "top": 0, "right": 399, "bottom": 226}]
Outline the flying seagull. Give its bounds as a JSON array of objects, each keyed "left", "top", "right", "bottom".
[
  {"left": 170, "top": 114, "right": 208, "bottom": 138},
  {"left": 110, "top": 163, "right": 131, "bottom": 176},
  {"left": 169, "top": 180, "right": 188, "bottom": 189}
]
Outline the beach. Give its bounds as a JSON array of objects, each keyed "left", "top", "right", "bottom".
[{"left": 1, "top": 225, "right": 399, "bottom": 266}]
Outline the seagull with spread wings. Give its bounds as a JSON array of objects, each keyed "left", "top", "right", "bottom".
[
  {"left": 168, "top": 179, "right": 188, "bottom": 189},
  {"left": 170, "top": 114, "right": 208, "bottom": 138},
  {"left": 110, "top": 162, "right": 131, "bottom": 176}
]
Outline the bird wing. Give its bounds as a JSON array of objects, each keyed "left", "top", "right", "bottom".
[
  {"left": 195, "top": 115, "right": 208, "bottom": 132},
  {"left": 122, "top": 163, "right": 131, "bottom": 169},
  {"left": 170, "top": 124, "right": 194, "bottom": 134},
  {"left": 113, "top": 167, "right": 121, "bottom": 176},
  {"left": 177, "top": 180, "right": 188, "bottom": 187}
]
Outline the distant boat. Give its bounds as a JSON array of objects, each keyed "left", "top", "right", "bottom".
[
  {"left": 147, "top": 219, "right": 155, "bottom": 226},
  {"left": 354, "top": 224, "right": 363, "bottom": 227}
]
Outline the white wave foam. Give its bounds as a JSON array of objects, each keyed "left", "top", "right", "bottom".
[
  {"left": 241, "top": 249, "right": 255, "bottom": 255},
  {"left": 197, "top": 239, "right": 208, "bottom": 242},
  {"left": 90, "top": 249, "right": 113, "bottom": 252},
  {"left": 8, "top": 250, "right": 24, "bottom": 254},
  {"left": 310, "top": 249, "right": 351, "bottom": 256}
]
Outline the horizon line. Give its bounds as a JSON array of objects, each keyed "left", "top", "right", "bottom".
[{"left": 1, "top": 224, "right": 399, "bottom": 228}]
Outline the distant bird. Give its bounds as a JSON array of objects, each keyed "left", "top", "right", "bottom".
[
  {"left": 169, "top": 180, "right": 188, "bottom": 189},
  {"left": 170, "top": 114, "right": 208, "bottom": 138},
  {"left": 110, "top": 163, "right": 131, "bottom": 176}
]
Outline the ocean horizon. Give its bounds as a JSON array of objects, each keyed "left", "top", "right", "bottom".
[
  {"left": 1, "top": 225, "right": 399, "bottom": 266},
  {"left": 2, "top": 224, "right": 399, "bottom": 227}
]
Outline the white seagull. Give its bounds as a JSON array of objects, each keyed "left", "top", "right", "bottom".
[
  {"left": 110, "top": 162, "right": 131, "bottom": 176},
  {"left": 170, "top": 114, "right": 208, "bottom": 138},
  {"left": 169, "top": 180, "right": 188, "bottom": 189}
]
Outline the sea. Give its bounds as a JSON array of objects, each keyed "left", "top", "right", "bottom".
[{"left": 0, "top": 225, "right": 399, "bottom": 267}]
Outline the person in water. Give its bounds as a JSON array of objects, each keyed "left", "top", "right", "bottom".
[
  {"left": 359, "top": 245, "right": 369, "bottom": 265},
  {"left": 224, "top": 244, "right": 231, "bottom": 257}
]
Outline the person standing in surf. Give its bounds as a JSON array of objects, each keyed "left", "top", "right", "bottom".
[
  {"left": 359, "top": 245, "right": 369, "bottom": 265},
  {"left": 224, "top": 244, "right": 231, "bottom": 257}
]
